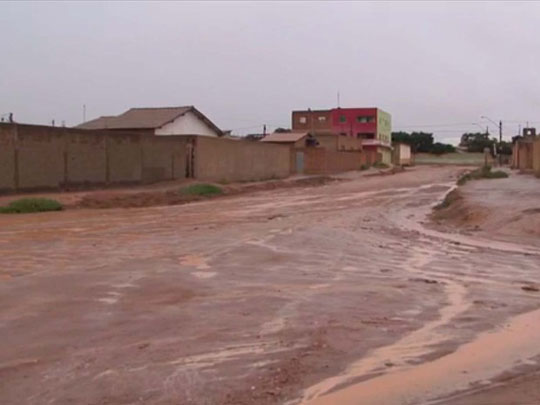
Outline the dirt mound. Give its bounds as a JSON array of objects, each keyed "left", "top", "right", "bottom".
[
  {"left": 431, "top": 189, "right": 488, "bottom": 228},
  {"left": 77, "top": 176, "right": 339, "bottom": 209},
  {"left": 432, "top": 178, "right": 540, "bottom": 242}
]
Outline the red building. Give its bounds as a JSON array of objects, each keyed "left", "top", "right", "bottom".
[{"left": 292, "top": 107, "right": 393, "bottom": 164}]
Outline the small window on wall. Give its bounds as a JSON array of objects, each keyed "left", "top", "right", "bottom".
[
  {"left": 339, "top": 116, "right": 347, "bottom": 123},
  {"left": 299, "top": 116, "right": 307, "bottom": 124},
  {"left": 318, "top": 116, "right": 326, "bottom": 122},
  {"left": 357, "top": 116, "right": 375, "bottom": 123}
]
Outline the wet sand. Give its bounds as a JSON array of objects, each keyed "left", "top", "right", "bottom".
[{"left": 1, "top": 166, "right": 539, "bottom": 404}]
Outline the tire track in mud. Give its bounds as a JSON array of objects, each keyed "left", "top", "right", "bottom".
[{"left": 299, "top": 181, "right": 540, "bottom": 405}]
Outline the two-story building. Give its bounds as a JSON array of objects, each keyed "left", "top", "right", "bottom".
[{"left": 291, "top": 107, "right": 393, "bottom": 164}]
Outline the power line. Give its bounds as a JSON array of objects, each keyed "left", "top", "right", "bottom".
[{"left": 393, "top": 122, "right": 481, "bottom": 128}]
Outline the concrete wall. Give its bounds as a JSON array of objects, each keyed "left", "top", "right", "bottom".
[
  {"left": 0, "top": 123, "right": 188, "bottom": 192},
  {"left": 303, "top": 148, "right": 365, "bottom": 174},
  {"left": 195, "top": 136, "right": 290, "bottom": 182},
  {"left": 141, "top": 137, "right": 188, "bottom": 182},
  {"left": 517, "top": 141, "right": 534, "bottom": 172},
  {"left": 17, "top": 125, "right": 66, "bottom": 189},
  {"left": 337, "top": 135, "right": 363, "bottom": 151},
  {"left": 0, "top": 125, "right": 16, "bottom": 191},
  {"left": 66, "top": 131, "right": 107, "bottom": 184},
  {"left": 393, "top": 143, "right": 412, "bottom": 166},
  {"left": 533, "top": 139, "right": 540, "bottom": 175},
  {"left": 315, "top": 134, "right": 339, "bottom": 151}
]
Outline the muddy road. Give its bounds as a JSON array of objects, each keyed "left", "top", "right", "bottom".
[{"left": 1, "top": 166, "right": 539, "bottom": 405}]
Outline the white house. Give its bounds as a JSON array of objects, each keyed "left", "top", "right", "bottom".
[{"left": 77, "top": 106, "right": 222, "bottom": 137}]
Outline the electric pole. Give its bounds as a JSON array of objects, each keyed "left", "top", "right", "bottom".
[{"left": 498, "top": 120, "right": 502, "bottom": 166}]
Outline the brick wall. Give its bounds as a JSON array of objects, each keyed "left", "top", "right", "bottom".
[
  {"left": 0, "top": 123, "right": 189, "bottom": 192},
  {"left": 533, "top": 139, "right": 540, "bottom": 176},
  {"left": 303, "top": 148, "right": 365, "bottom": 174},
  {"left": 195, "top": 136, "right": 290, "bottom": 182}
]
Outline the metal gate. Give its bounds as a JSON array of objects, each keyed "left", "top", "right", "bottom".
[{"left": 296, "top": 151, "right": 304, "bottom": 174}]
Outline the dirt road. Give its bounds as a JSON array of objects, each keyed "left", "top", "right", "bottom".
[{"left": 1, "top": 166, "right": 539, "bottom": 405}]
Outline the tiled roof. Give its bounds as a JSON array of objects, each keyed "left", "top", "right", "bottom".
[{"left": 260, "top": 131, "right": 308, "bottom": 143}]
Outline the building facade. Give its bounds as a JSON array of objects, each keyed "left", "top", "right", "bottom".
[
  {"left": 291, "top": 107, "right": 392, "bottom": 163},
  {"left": 77, "top": 106, "right": 223, "bottom": 137}
]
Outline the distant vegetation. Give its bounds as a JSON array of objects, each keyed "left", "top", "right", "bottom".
[
  {"left": 457, "top": 166, "right": 509, "bottom": 186},
  {"left": 0, "top": 198, "right": 63, "bottom": 214},
  {"left": 392, "top": 131, "right": 455, "bottom": 155},
  {"left": 180, "top": 184, "right": 223, "bottom": 196},
  {"left": 459, "top": 132, "right": 512, "bottom": 155}
]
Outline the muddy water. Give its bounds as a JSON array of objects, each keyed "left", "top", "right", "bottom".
[
  {"left": 300, "top": 181, "right": 540, "bottom": 405},
  {"left": 301, "top": 245, "right": 472, "bottom": 403},
  {"left": 303, "top": 307, "right": 540, "bottom": 405}
]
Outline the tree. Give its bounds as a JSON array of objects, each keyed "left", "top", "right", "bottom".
[
  {"left": 431, "top": 142, "right": 456, "bottom": 155},
  {"left": 498, "top": 141, "right": 513, "bottom": 155},
  {"left": 274, "top": 127, "right": 291, "bottom": 133},
  {"left": 392, "top": 131, "right": 455, "bottom": 154},
  {"left": 391, "top": 131, "right": 412, "bottom": 145},
  {"left": 409, "top": 132, "right": 435, "bottom": 153},
  {"left": 460, "top": 132, "right": 495, "bottom": 153}
]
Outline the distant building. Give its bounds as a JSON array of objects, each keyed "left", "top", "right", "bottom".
[
  {"left": 260, "top": 131, "right": 318, "bottom": 148},
  {"left": 76, "top": 106, "right": 222, "bottom": 137},
  {"left": 392, "top": 142, "right": 412, "bottom": 166},
  {"left": 291, "top": 107, "right": 392, "bottom": 164}
]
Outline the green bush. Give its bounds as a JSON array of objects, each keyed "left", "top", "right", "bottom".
[
  {"left": 360, "top": 164, "right": 370, "bottom": 171},
  {"left": 179, "top": 184, "right": 223, "bottom": 196},
  {"left": 0, "top": 198, "right": 63, "bottom": 214},
  {"left": 457, "top": 166, "right": 508, "bottom": 186}
]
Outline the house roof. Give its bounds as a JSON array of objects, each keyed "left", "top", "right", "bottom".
[
  {"left": 362, "top": 139, "right": 393, "bottom": 149},
  {"left": 261, "top": 131, "right": 309, "bottom": 143},
  {"left": 76, "top": 106, "right": 222, "bottom": 135}
]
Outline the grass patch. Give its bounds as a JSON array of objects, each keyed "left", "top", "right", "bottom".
[
  {"left": 373, "top": 162, "right": 390, "bottom": 169},
  {"left": 179, "top": 183, "right": 223, "bottom": 196},
  {"left": 0, "top": 198, "right": 63, "bottom": 214},
  {"left": 457, "top": 166, "right": 508, "bottom": 186}
]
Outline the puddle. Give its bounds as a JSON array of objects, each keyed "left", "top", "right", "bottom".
[
  {"left": 179, "top": 254, "right": 210, "bottom": 270},
  {"left": 302, "top": 246, "right": 472, "bottom": 402},
  {"left": 191, "top": 271, "right": 217, "bottom": 279},
  {"left": 303, "top": 307, "right": 540, "bottom": 405}
]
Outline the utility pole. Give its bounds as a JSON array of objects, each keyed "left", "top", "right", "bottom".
[
  {"left": 309, "top": 108, "right": 314, "bottom": 136},
  {"left": 498, "top": 120, "right": 502, "bottom": 166},
  {"left": 481, "top": 116, "right": 503, "bottom": 166}
]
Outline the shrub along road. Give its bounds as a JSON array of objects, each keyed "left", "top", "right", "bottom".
[{"left": 0, "top": 166, "right": 539, "bottom": 405}]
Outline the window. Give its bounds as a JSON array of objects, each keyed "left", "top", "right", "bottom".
[
  {"left": 318, "top": 116, "right": 326, "bottom": 122},
  {"left": 339, "top": 115, "right": 347, "bottom": 123},
  {"left": 357, "top": 133, "right": 375, "bottom": 139},
  {"left": 357, "top": 116, "right": 375, "bottom": 123},
  {"left": 299, "top": 116, "right": 307, "bottom": 124}
]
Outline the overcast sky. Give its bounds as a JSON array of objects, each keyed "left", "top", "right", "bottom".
[{"left": 1, "top": 1, "right": 539, "bottom": 143}]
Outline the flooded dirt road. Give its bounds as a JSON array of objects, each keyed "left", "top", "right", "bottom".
[{"left": 1, "top": 166, "right": 539, "bottom": 405}]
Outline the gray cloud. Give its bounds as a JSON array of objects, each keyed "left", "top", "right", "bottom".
[{"left": 1, "top": 1, "right": 539, "bottom": 142}]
